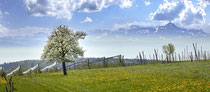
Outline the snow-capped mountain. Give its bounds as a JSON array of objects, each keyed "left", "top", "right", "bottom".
[
  {"left": 86, "top": 23, "right": 208, "bottom": 37},
  {"left": 155, "top": 23, "right": 207, "bottom": 37}
]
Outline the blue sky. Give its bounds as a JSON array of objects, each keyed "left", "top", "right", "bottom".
[{"left": 0, "top": 0, "right": 210, "bottom": 63}]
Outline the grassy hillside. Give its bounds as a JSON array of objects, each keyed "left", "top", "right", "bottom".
[{"left": 1, "top": 61, "right": 210, "bottom": 92}]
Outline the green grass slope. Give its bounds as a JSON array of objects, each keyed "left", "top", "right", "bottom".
[{"left": 1, "top": 61, "right": 210, "bottom": 92}]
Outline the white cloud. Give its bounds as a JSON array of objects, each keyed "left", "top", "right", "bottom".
[
  {"left": 119, "top": 0, "right": 132, "bottom": 8},
  {"left": 24, "top": 0, "right": 133, "bottom": 20},
  {"left": 144, "top": 1, "right": 151, "bottom": 6},
  {"left": 0, "top": 11, "right": 2, "bottom": 19},
  {"left": 95, "top": 32, "right": 107, "bottom": 38},
  {"left": 151, "top": 0, "right": 206, "bottom": 26},
  {"left": 0, "top": 8, "right": 48, "bottom": 38},
  {"left": 4, "top": 11, "right": 9, "bottom": 15},
  {"left": 10, "top": 26, "right": 51, "bottom": 37},
  {"left": 159, "top": 36, "right": 166, "bottom": 40},
  {"left": 0, "top": 9, "right": 10, "bottom": 37},
  {"left": 0, "top": 24, "right": 9, "bottom": 37},
  {"left": 71, "top": 0, "right": 132, "bottom": 12},
  {"left": 203, "top": 23, "right": 210, "bottom": 33},
  {"left": 81, "top": 17, "right": 93, "bottom": 23},
  {"left": 135, "top": 5, "right": 139, "bottom": 8},
  {"left": 185, "top": 22, "right": 210, "bottom": 33},
  {"left": 176, "top": 0, "right": 206, "bottom": 25},
  {"left": 24, "top": 0, "right": 72, "bottom": 20},
  {"left": 0, "top": 9, "right": 8, "bottom": 19},
  {"left": 151, "top": 0, "right": 185, "bottom": 21},
  {"left": 0, "top": 10, "right": 2, "bottom": 16},
  {"left": 0, "top": 25, "right": 51, "bottom": 38},
  {"left": 194, "top": 22, "right": 210, "bottom": 33},
  {"left": 199, "top": 0, "right": 210, "bottom": 8}
]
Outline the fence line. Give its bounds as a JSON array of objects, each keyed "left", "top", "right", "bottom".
[
  {"left": 6, "top": 66, "right": 21, "bottom": 76},
  {"left": 65, "top": 55, "right": 124, "bottom": 70},
  {"left": 41, "top": 62, "right": 57, "bottom": 72},
  {"left": 22, "top": 64, "right": 39, "bottom": 75}
]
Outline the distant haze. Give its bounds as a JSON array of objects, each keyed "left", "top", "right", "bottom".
[{"left": 1, "top": 36, "right": 209, "bottom": 64}]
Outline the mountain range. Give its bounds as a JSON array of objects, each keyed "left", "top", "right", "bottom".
[{"left": 86, "top": 23, "right": 208, "bottom": 38}]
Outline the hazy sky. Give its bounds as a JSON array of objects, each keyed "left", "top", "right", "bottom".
[{"left": 0, "top": 0, "right": 210, "bottom": 64}]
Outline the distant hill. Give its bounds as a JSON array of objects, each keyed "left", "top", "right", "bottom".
[
  {"left": 0, "top": 57, "right": 141, "bottom": 72},
  {"left": 0, "top": 60, "right": 46, "bottom": 72},
  {"left": 0, "top": 59, "right": 79, "bottom": 72},
  {"left": 0, "top": 58, "right": 100, "bottom": 72}
]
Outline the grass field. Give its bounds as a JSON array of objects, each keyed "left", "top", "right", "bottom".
[{"left": 0, "top": 61, "right": 210, "bottom": 92}]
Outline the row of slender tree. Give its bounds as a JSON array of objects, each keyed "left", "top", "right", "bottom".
[{"left": 137, "top": 43, "right": 210, "bottom": 63}]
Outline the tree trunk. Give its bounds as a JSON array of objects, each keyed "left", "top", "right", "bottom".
[{"left": 62, "top": 62, "right": 67, "bottom": 75}]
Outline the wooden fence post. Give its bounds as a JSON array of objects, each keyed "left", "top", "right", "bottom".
[
  {"left": 198, "top": 50, "right": 201, "bottom": 61},
  {"left": 139, "top": 52, "right": 142, "bottom": 63},
  {"left": 186, "top": 46, "right": 188, "bottom": 60},
  {"left": 29, "top": 70, "right": 32, "bottom": 75},
  {"left": 154, "top": 49, "right": 158, "bottom": 61},
  {"left": 204, "top": 51, "right": 207, "bottom": 61},
  {"left": 119, "top": 55, "right": 125, "bottom": 66},
  {"left": 87, "top": 59, "right": 90, "bottom": 69},
  {"left": 5, "top": 76, "right": 13, "bottom": 92},
  {"left": 184, "top": 48, "right": 186, "bottom": 61},
  {"left": 38, "top": 64, "right": 41, "bottom": 74},
  {"left": 190, "top": 52, "right": 193, "bottom": 62},
  {"left": 201, "top": 46, "right": 203, "bottom": 60},
  {"left": 137, "top": 55, "right": 139, "bottom": 63},
  {"left": 122, "top": 55, "right": 125, "bottom": 66},
  {"left": 103, "top": 57, "right": 106, "bottom": 67},
  {"left": 193, "top": 43, "right": 198, "bottom": 61},
  {"left": 119, "top": 55, "right": 122, "bottom": 66},
  {"left": 74, "top": 62, "right": 75, "bottom": 69},
  {"left": 19, "top": 65, "right": 22, "bottom": 76},
  {"left": 153, "top": 54, "right": 155, "bottom": 62},
  {"left": 166, "top": 55, "right": 169, "bottom": 63}
]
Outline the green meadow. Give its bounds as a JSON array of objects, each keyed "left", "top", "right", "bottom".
[{"left": 1, "top": 61, "right": 210, "bottom": 92}]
